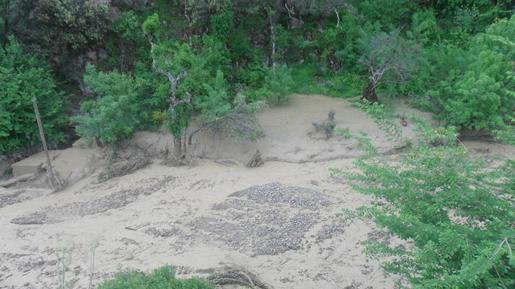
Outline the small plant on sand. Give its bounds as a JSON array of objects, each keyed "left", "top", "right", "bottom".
[
  {"left": 96, "top": 266, "right": 214, "bottom": 289},
  {"left": 335, "top": 122, "right": 515, "bottom": 288},
  {"left": 313, "top": 111, "right": 336, "bottom": 139},
  {"left": 55, "top": 247, "right": 73, "bottom": 289},
  {"left": 357, "top": 100, "right": 402, "bottom": 142},
  {"left": 335, "top": 127, "right": 352, "bottom": 140}
]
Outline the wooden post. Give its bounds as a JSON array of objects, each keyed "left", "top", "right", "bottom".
[{"left": 32, "top": 97, "right": 59, "bottom": 189}]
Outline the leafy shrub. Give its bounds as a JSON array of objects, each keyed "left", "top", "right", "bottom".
[
  {"left": 358, "top": 29, "right": 420, "bottom": 102},
  {"left": 429, "top": 48, "right": 512, "bottom": 131},
  {"left": 246, "top": 65, "right": 294, "bottom": 104},
  {"left": 351, "top": 0, "right": 416, "bottom": 31},
  {"left": 189, "top": 69, "right": 266, "bottom": 144},
  {"left": 290, "top": 65, "right": 362, "bottom": 98},
  {"left": 323, "top": 73, "right": 364, "bottom": 98},
  {"left": 299, "top": 10, "right": 362, "bottom": 73},
  {"left": 494, "top": 125, "right": 515, "bottom": 145},
  {"left": 204, "top": 93, "right": 267, "bottom": 142},
  {"left": 236, "top": 61, "right": 268, "bottom": 92},
  {"left": 407, "top": 10, "right": 440, "bottom": 45},
  {"left": 5, "top": 0, "right": 111, "bottom": 85},
  {"left": 411, "top": 15, "right": 514, "bottom": 132},
  {"left": 210, "top": 7, "right": 234, "bottom": 43},
  {"left": 265, "top": 65, "right": 294, "bottom": 105},
  {"left": 340, "top": 125, "right": 515, "bottom": 288},
  {"left": 74, "top": 66, "right": 146, "bottom": 146},
  {"left": 195, "top": 70, "right": 231, "bottom": 122},
  {"left": 151, "top": 110, "right": 165, "bottom": 126},
  {"left": 14, "top": 0, "right": 109, "bottom": 51},
  {"left": 197, "top": 35, "right": 231, "bottom": 80},
  {"left": 0, "top": 38, "right": 66, "bottom": 154},
  {"left": 103, "top": 11, "right": 151, "bottom": 72},
  {"left": 97, "top": 266, "right": 214, "bottom": 289},
  {"left": 358, "top": 100, "right": 402, "bottom": 141}
]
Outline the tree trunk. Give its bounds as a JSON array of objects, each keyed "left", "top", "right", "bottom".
[
  {"left": 268, "top": 8, "right": 277, "bottom": 70},
  {"left": 32, "top": 98, "right": 61, "bottom": 190},
  {"left": 362, "top": 80, "right": 378, "bottom": 103},
  {"left": 173, "top": 135, "right": 184, "bottom": 161}
]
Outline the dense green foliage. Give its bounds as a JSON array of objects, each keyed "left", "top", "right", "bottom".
[
  {"left": 1, "top": 1, "right": 514, "bottom": 287},
  {"left": 1, "top": 0, "right": 110, "bottom": 85},
  {"left": 74, "top": 66, "right": 152, "bottom": 146},
  {"left": 2, "top": 0, "right": 512, "bottom": 150},
  {"left": 412, "top": 15, "right": 515, "bottom": 132},
  {"left": 338, "top": 116, "right": 515, "bottom": 288},
  {"left": 0, "top": 38, "right": 66, "bottom": 154},
  {"left": 97, "top": 266, "right": 214, "bottom": 289}
]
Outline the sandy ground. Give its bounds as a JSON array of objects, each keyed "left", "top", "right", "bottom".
[{"left": 1, "top": 94, "right": 513, "bottom": 289}]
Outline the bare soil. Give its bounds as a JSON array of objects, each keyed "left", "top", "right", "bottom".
[{"left": 0, "top": 94, "right": 512, "bottom": 289}]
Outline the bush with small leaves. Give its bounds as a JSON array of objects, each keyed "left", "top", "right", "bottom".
[
  {"left": 74, "top": 66, "right": 147, "bottom": 146},
  {"left": 338, "top": 123, "right": 515, "bottom": 288},
  {"left": 247, "top": 65, "right": 294, "bottom": 104}
]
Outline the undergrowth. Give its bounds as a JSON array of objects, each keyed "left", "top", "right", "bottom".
[
  {"left": 96, "top": 266, "right": 214, "bottom": 289},
  {"left": 334, "top": 103, "right": 515, "bottom": 288},
  {"left": 290, "top": 64, "right": 363, "bottom": 98}
]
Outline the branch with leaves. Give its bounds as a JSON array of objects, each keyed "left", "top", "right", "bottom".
[{"left": 358, "top": 30, "right": 420, "bottom": 102}]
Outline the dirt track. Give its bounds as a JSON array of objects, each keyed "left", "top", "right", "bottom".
[{"left": 1, "top": 95, "right": 512, "bottom": 289}]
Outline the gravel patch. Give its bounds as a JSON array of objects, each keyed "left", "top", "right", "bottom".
[
  {"left": 11, "top": 176, "right": 177, "bottom": 225},
  {"left": 316, "top": 218, "right": 348, "bottom": 241},
  {"left": 194, "top": 183, "right": 335, "bottom": 256},
  {"left": 144, "top": 226, "right": 183, "bottom": 238},
  {"left": 0, "top": 189, "right": 26, "bottom": 208},
  {"left": 0, "top": 188, "right": 49, "bottom": 209},
  {"left": 11, "top": 189, "right": 145, "bottom": 225},
  {"left": 10, "top": 177, "right": 175, "bottom": 225},
  {"left": 229, "top": 182, "right": 331, "bottom": 209}
]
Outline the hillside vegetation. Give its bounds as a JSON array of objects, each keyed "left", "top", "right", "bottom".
[
  {"left": 1, "top": 0, "right": 513, "bottom": 155},
  {"left": 0, "top": 1, "right": 514, "bottom": 288}
]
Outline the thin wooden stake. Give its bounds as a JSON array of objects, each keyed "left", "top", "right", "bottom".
[{"left": 32, "top": 97, "right": 59, "bottom": 190}]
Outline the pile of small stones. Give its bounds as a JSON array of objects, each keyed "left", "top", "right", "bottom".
[{"left": 194, "top": 183, "right": 341, "bottom": 256}]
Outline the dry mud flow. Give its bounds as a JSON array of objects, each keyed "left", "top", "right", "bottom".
[{"left": 1, "top": 95, "right": 513, "bottom": 289}]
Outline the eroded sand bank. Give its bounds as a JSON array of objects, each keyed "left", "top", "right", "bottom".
[{"left": 1, "top": 95, "right": 512, "bottom": 289}]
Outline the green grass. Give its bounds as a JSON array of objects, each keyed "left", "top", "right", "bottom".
[
  {"left": 96, "top": 266, "right": 214, "bottom": 289},
  {"left": 290, "top": 64, "right": 364, "bottom": 98}
]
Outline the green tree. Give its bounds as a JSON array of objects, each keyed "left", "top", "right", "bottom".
[
  {"left": 144, "top": 13, "right": 262, "bottom": 163},
  {"left": 74, "top": 65, "right": 148, "bottom": 146},
  {"left": 189, "top": 72, "right": 266, "bottom": 145},
  {"left": 358, "top": 30, "right": 420, "bottom": 102},
  {"left": 0, "top": 37, "right": 66, "bottom": 154},
  {"left": 103, "top": 11, "right": 151, "bottom": 73},
  {"left": 144, "top": 13, "right": 196, "bottom": 160}
]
